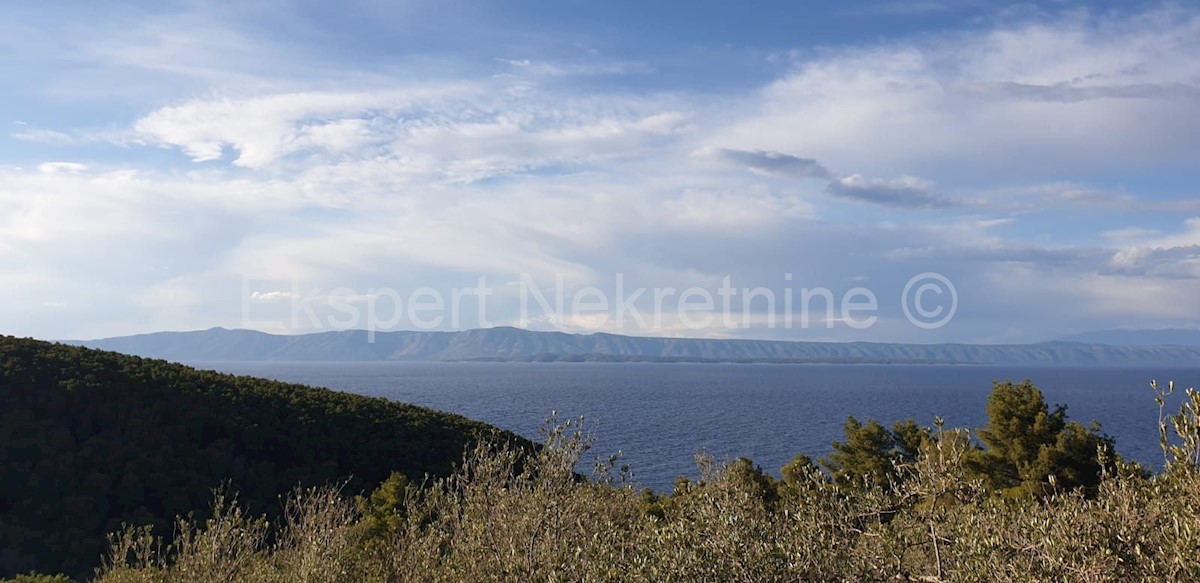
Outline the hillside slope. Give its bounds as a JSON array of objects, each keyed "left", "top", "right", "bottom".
[
  {"left": 0, "top": 336, "right": 527, "bottom": 579},
  {"left": 72, "top": 326, "right": 1200, "bottom": 365}
]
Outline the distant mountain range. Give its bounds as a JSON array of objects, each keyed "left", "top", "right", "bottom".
[
  {"left": 59, "top": 326, "right": 1200, "bottom": 365},
  {"left": 1056, "top": 329, "right": 1200, "bottom": 346}
]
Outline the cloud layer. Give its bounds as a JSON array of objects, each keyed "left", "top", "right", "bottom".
[{"left": 2, "top": 3, "right": 1199, "bottom": 341}]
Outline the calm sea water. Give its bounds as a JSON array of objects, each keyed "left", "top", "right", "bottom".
[{"left": 196, "top": 362, "right": 1200, "bottom": 492}]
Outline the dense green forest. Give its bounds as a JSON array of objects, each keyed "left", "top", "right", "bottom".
[
  {"left": 0, "top": 336, "right": 529, "bottom": 579},
  {"left": 5, "top": 335, "right": 1200, "bottom": 581}
]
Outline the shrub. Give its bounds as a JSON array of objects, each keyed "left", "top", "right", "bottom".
[{"left": 91, "top": 378, "right": 1200, "bottom": 582}]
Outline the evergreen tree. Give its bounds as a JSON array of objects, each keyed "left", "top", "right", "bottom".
[
  {"left": 820, "top": 417, "right": 929, "bottom": 489},
  {"left": 967, "top": 379, "right": 1114, "bottom": 497},
  {"left": 780, "top": 453, "right": 819, "bottom": 486}
]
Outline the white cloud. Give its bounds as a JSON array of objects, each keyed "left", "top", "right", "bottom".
[
  {"left": 712, "top": 8, "right": 1200, "bottom": 178},
  {"left": 37, "top": 162, "right": 89, "bottom": 174},
  {"left": 14, "top": 129, "right": 77, "bottom": 146},
  {"left": 974, "top": 218, "right": 1014, "bottom": 230},
  {"left": 132, "top": 85, "right": 691, "bottom": 184},
  {"left": 249, "top": 291, "right": 295, "bottom": 301},
  {"left": 4, "top": 4, "right": 1200, "bottom": 342},
  {"left": 133, "top": 88, "right": 467, "bottom": 167},
  {"left": 1148, "top": 218, "right": 1200, "bottom": 249},
  {"left": 984, "top": 263, "right": 1200, "bottom": 326},
  {"left": 1107, "top": 218, "right": 1200, "bottom": 279}
]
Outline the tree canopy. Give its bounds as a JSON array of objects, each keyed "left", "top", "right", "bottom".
[
  {"left": 0, "top": 336, "right": 528, "bottom": 579},
  {"left": 820, "top": 380, "right": 1119, "bottom": 498},
  {"left": 820, "top": 417, "right": 929, "bottom": 490},
  {"left": 967, "top": 379, "right": 1116, "bottom": 497}
]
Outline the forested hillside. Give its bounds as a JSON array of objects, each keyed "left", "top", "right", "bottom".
[{"left": 0, "top": 336, "right": 527, "bottom": 579}]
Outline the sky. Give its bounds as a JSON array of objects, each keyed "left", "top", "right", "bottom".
[{"left": 2, "top": 0, "right": 1199, "bottom": 343}]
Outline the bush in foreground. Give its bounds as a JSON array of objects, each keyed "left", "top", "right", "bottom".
[{"left": 96, "top": 381, "right": 1200, "bottom": 582}]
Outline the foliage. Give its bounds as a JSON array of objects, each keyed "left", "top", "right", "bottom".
[
  {"left": 0, "top": 336, "right": 531, "bottom": 580},
  {"left": 0, "top": 574, "right": 75, "bottom": 583},
  {"left": 819, "top": 380, "right": 1120, "bottom": 498},
  {"left": 93, "top": 391, "right": 1200, "bottom": 582},
  {"left": 820, "top": 417, "right": 929, "bottom": 490},
  {"left": 967, "top": 380, "right": 1117, "bottom": 497},
  {"left": 8, "top": 334, "right": 1199, "bottom": 582},
  {"left": 1152, "top": 379, "right": 1200, "bottom": 468}
]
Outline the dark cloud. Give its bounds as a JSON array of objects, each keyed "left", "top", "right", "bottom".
[
  {"left": 706, "top": 148, "right": 957, "bottom": 209},
  {"left": 705, "top": 148, "right": 833, "bottom": 180},
  {"left": 826, "top": 174, "right": 957, "bottom": 209}
]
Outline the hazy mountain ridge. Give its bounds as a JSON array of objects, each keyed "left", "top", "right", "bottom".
[
  {"left": 1056, "top": 329, "right": 1200, "bottom": 346},
  {"left": 64, "top": 326, "right": 1200, "bottom": 365}
]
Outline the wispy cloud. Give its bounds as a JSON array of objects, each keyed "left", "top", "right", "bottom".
[
  {"left": 495, "top": 57, "right": 655, "bottom": 77},
  {"left": 13, "top": 129, "right": 77, "bottom": 146},
  {"left": 714, "top": 7, "right": 1200, "bottom": 178},
  {"left": 3, "top": 3, "right": 1200, "bottom": 342},
  {"left": 130, "top": 85, "right": 690, "bottom": 180},
  {"left": 37, "top": 162, "right": 89, "bottom": 174},
  {"left": 947, "top": 80, "right": 1200, "bottom": 103}
]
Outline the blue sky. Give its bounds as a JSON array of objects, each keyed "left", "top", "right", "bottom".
[{"left": 2, "top": 0, "right": 1199, "bottom": 342}]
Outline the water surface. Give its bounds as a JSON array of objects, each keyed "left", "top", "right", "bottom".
[{"left": 197, "top": 361, "right": 1200, "bottom": 491}]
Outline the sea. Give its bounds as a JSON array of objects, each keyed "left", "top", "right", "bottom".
[{"left": 196, "top": 361, "right": 1200, "bottom": 492}]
